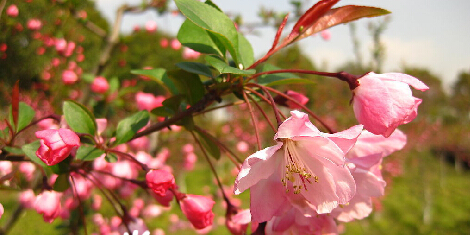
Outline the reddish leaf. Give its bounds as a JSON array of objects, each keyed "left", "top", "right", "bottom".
[
  {"left": 288, "top": 0, "right": 340, "bottom": 40},
  {"left": 268, "top": 13, "right": 289, "bottom": 53},
  {"left": 298, "top": 5, "right": 391, "bottom": 40},
  {"left": 11, "top": 80, "right": 19, "bottom": 129}
]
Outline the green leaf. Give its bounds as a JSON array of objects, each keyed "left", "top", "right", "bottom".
[
  {"left": 265, "top": 78, "right": 315, "bottom": 87},
  {"left": 75, "top": 145, "right": 105, "bottom": 161},
  {"left": 178, "top": 115, "right": 194, "bottom": 131},
  {"left": 175, "top": 0, "right": 239, "bottom": 64},
  {"left": 105, "top": 152, "right": 118, "bottom": 163},
  {"left": 257, "top": 64, "right": 300, "bottom": 85},
  {"left": 109, "top": 76, "right": 120, "bottom": 93},
  {"left": 114, "top": 111, "right": 150, "bottom": 145},
  {"left": 3, "top": 146, "right": 24, "bottom": 155},
  {"left": 194, "top": 129, "right": 221, "bottom": 160},
  {"left": 177, "top": 20, "right": 223, "bottom": 56},
  {"left": 21, "top": 141, "right": 47, "bottom": 167},
  {"left": 237, "top": 32, "right": 255, "bottom": 69},
  {"left": 151, "top": 106, "right": 174, "bottom": 117},
  {"left": 16, "top": 102, "right": 36, "bottom": 132},
  {"left": 205, "top": 56, "right": 255, "bottom": 75},
  {"left": 81, "top": 73, "right": 95, "bottom": 83},
  {"left": 53, "top": 173, "right": 70, "bottom": 192},
  {"left": 63, "top": 100, "right": 96, "bottom": 135},
  {"left": 131, "top": 69, "right": 178, "bottom": 94},
  {"left": 162, "top": 95, "right": 185, "bottom": 113},
  {"left": 167, "top": 70, "right": 205, "bottom": 105},
  {"left": 176, "top": 62, "right": 213, "bottom": 78}
]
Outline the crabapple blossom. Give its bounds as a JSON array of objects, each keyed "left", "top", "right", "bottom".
[
  {"left": 6, "top": 4, "right": 19, "bottom": 17},
  {"left": 145, "top": 21, "right": 157, "bottom": 32},
  {"left": 352, "top": 72, "right": 429, "bottom": 137},
  {"left": 135, "top": 92, "right": 165, "bottom": 111},
  {"left": 146, "top": 169, "right": 176, "bottom": 196},
  {"left": 27, "top": 19, "right": 42, "bottom": 30},
  {"left": 182, "top": 47, "right": 201, "bottom": 60},
  {"left": 286, "top": 90, "right": 309, "bottom": 109},
  {"left": 34, "top": 190, "right": 62, "bottom": 223},
  {"left": 265, "top": 207, "right": 337, "bottom": 235},
  {"left": 226, "top": 209, "right": 251, "bottom": 235},
  {"left": 234, "top": 111, "right": 363, "bottom": 222},
  {"left": 35, "top": 128, "right": 80, "bottom": 166},
  {"left": 0, "top": 203, "right": 3, "bottom": 219},
  {"left": 19, "top": 189, "right": 36, "bottom": 209},
  {"left": 160, "top": 38, "right": 169, "bottom": 48},
  {"left": 62, "top": 70, "right": 78, "bottom": 85},
  {"left": 91, "top": 76, "right": 110, "bottom": 94},
  {"left": 171, "top": 39, "right": 181, "bottom": 50},
  {"left": 180, "top": 194, "right": 215, "bottom": 230},
  {"left": 320, "top": 29, "right": 331, "bottom": 41}
]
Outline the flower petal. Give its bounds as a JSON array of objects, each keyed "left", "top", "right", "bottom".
[
  {"left": 324, "top": 125, "right": 363, "bottom": 154},
  {"left": 275, "top": 110, "right": 321, "bottom": 140},
  {"left": 250, "top": 175, "right": 289, "bottom": 222},
  {"left": 375, "top": 72, "right": 429, "bottom": 91}
]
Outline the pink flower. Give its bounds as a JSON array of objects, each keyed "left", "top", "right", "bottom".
[
  {"left": 91, "top": 76, "right": 109, "bottom": 94},
  {"left": 265, "top": 207, "right": 337, "bottom": 235},
  {"left": 34, "top": 190, "right": 62, "bottom": 223},
  {"left": 6, "top": 4, "right": 19, "bottom": 17},
  {"left": 35, "top": 128, "right": 80, "bottom": 166},
  {"left": 234, "top": 111, "right": 363, "bottom": 222},
  {"left": 285, "top": 90, "right": 309, "bottom": 109},
  {"left": 0, "top": 203, "right": 3, "bottom": 219},
  {"left": 27, "top": 19, "right": 42, "bottom": 30},
  {"left": 55, "top": 38, "right": 67, "bottom": 53},
  {"left": 19, "top": 189, "right": 36, "bottom": 209},
  {"left": 135, "top": 92, "right": 164, "bottom": 111},
  {"left": 171, "top": 39, "right": 181, "bottom": 50},
  {"left": 146, "top": 169, "right": 176, "bottom": 197},
  {"left": 332, "top": 129, "right": 407, "bottom": 222},
  {"left": 180, "top": 194, "right": 215, "bottom": 229},
  {"left": 62, "top": 70, "right": 78, "bottom": 85},
  {"left": 182, "top": 47, "right": 201, "bottom": 60},
  {"left": 145, "top": 21, "right": 157, "bottom": 33},
  {"left": 320, "top": 29, "right": 331, "bottom": 41},
  {"left": 160, "top": 38, "right": 169, "bottom": 48},
  {"left": 226, "top": 209, "right": 251, "bottom": 235},
  {"left": 352, "top": 72, "right": 429, "bottom": 137}
]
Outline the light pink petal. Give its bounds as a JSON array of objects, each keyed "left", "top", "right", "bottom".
[
  {"left": 250, "top": 175, "right": 288, "bottom": 222},
  {"left": 58, "top": 129, "right": 80, "bottom": 146},
  {"left": 375, "top": 72, "right": 429, "bottom": 91},
  {"left": 324, "top": 125, "right": 363, "bottom": 154},
  {"left": 296, "top": 136, "right": 345, "bottom": 166},
  {"left": 275, "top": 110, "right": 321, "bottom": 140},
  {"left": 270, "top": 207, "right": 296, "bottom": 232},
  {"left": 234, "top": 143, "right": 283, "bottom": 195},
  {"left": 348, "top": 129, "right": 407, "bottom": 159}
]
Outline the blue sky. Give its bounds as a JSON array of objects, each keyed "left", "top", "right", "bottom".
[{"left": 95, "top": 0, "right": 470, "bottom": 90}]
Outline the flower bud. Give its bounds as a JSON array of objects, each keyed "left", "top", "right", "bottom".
[
  {"left": 6, "top": 5, "right": 19, "bottom": 17},
  {"left": 91, "top": 76, "right": 109, "bottom": 94},
  {"left": 146, "top": 169, "right": 176, "bottom": 196},
  {"left": 35, "top": 129, "right": 80, "bottom": 166},
  {"left": 180, "top": 194, "right": 215, "bottom": 229},
  {"left": 34, "top": 190, "right": 62, "bottom": 223}
]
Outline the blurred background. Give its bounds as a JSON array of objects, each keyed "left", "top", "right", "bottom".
[{"left": 0, "top": 0, "right": 469, "bottom": 234}]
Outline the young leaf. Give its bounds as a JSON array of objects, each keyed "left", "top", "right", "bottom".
[
  {"left": 287, "top": 0, "right": 339, "bottom": 41},
  {"left": 114, "top": 111, "right": 150, "bottom": 145},
  {"left": 297, "top": 5, "right": 391, "bottom": 41},
  {"left": 131, "top": 68, "right": 178, "bottom": 94},
  {"left": 63, "top": 100, "right": 97, "bottom": 135},
  {"left": 22, "top": 141, "right": 47, "bottom": 167},
  {"left": 176, "top": 62, "right": 213, "bottom": 78},
  {"left": 167, "top": 70, "right": 205, "bottom": 105},
  {"left": 177, "top": 19, "right": 223, "bottom": 56},
  {"left": 194, "top": 129, "right": 221, "bottom": 160},
  {"left": 175, "top": 0, "right": 240, "bottom": 64},
  {"left": 75, "top": 145, "right": 105, "bottom": 161},
  {"left": 205, "top": 56, "right": 255, "bottom": 75},
  {"left": 16, "top": 102, "right": 36, "bottom": 132}
]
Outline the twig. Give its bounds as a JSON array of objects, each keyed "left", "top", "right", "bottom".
[{"left": 242, "top": 91, "right": 261, "bottom": 150}]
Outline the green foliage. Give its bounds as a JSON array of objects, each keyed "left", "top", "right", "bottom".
[
  {"left": 63, "top": 100, "right": 97, "bottom": 135},
  {"left": 21, "top": 141, "right": 47, "bottom": 167},
  {"left": 75, "top": 145, "right": 105, "bottom": 161},
  {"left": 114, "top": 111, "right": 150, "bottom": 145}
]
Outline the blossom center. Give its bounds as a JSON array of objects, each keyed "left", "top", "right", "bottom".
[{"left": 281, "top": 139, "right": 318, "bottom": 194}]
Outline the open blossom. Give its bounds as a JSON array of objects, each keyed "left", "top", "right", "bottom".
[
  {"left": 146, "top": 169, "right": 176, "bottom": 196},
  {"left": 35, "top": 190, "right": 62, "bottom": 223},
  {"left": 234, "top": 111, "right": 363, "bottom": 222},
  {"left": 332, "top": 129, "right": 406, "bottom": 222},
  {"left": 265, "top": 207, "right": 337, "bottom": 235},
  {"left": 35, "top": 129, "right": 80, "bottom": 166},
  {"left": 180, "top": 194, "right": 215, "bottom": 229},
  {"left": 352, "top": 72, "right": 429, "bottom": 137}
]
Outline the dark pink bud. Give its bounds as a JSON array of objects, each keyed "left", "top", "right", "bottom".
[
  {"left": 146, "top": 169, "right": 176, "bottom": 196},
  {"left": 180, "top": 194, "right": 215, "bottom": 229},
  {"left": 35, "top": 128, "right": 80, "bottom": 166},
  {"left": 6, "top": 4, "right": 19, "bottom": 17},
  {"left": 91, "top": 76, "right": 109, "bottom": 94},
  {"left": 27, "top": 19, "right": 42, "bottom": 30},
  {"left": 62, "top": 70, "right": 78, "bottom": 85}
]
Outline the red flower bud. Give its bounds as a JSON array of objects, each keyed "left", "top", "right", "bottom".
[{"left": 146, "top": 169, "right": 176, "bottom": 196}]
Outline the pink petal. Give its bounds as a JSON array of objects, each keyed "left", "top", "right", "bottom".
[
  {"left": 250, "top": 175, "right": 288, "bottom": 222},
  {"left": 234, "top": 143, "right": 283, "bottom": 195},
  {"left": 324, "top": 125, "right": 363, "bottom": 154},
  {"left": 275, "top": 110, "right": 320, "bottom": 140},
  {"left": 375, "top": 72, "right": 429, "bottom": 91}
]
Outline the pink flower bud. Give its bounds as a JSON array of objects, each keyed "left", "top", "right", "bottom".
[
  {"left": 34, "top": 190, "right": 62, "bottom": 223},
  {"left": 352, "top": 72, "right": 429, "bottom": 137},
  {"left": 62, "top": 70, "right": 78, "bottom": 85},
  {"left": 180, "top": 194, "right": 215, "bottom": 230},
  {"left": 27, "top": 19, "right": 42, "bottom": 30},
  {"left": 145, "top": 21, "right": 157, "bottom": 33},
  {"left": 182, "top": 47, "right": 200, "bottom": 60},
  {"left": 171, "top": 39, "right": 181, "bottom": 50},
  {"left": 0, "top": 161, "right": 12, "bottom": 176},
  {"left": 285, "top": 90, "right": 309, "bottom": 109},
  {"left": 160, "top": 38, "right": 169, "bottom": 48},
  {"left": 63, "top": 42, "right": 76, "bottom": 57},
  {"left": 6, "top": 4, "right": 19, "bottom": 17},
  {"left": 320, "top": 29, "right": 331, "bottom": 41},
  {"left": 0, "top": 43, "right": 7, "bottom": 52},
  {"left": 146, "top": 169, "right": 176, "bottom": 196},
  {"left": 55, "top": 38, "right": 67, "bottom": 53},
  {"left": 19, "top": 189, "right": 36, "bottom": 209},
  {"left": 35, "top": 128, "right": 80, "bottom": 166},
  {"left": 19, "top": 162, "right": 36, "bottom": 181},
  {"left": 91, "top": 76, "right": 109, "bottom": 94},
  {"left": 92, "top": 194, "right": 102, "bottom": 210},
  {"left": 135, "top": 92, "right": 164, "bottom": 111},
  {"left": 78, "top": 10, "right": 87, "bottom": 19},
  {"left": 0, "top": 203, "right": 3, "bottom": 219}
]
